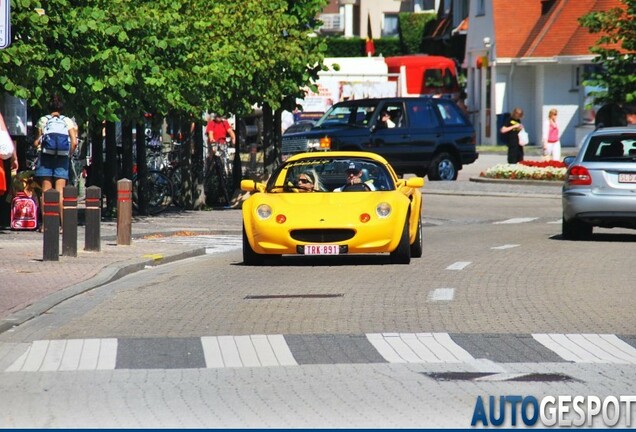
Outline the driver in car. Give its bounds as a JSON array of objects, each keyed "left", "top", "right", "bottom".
[{"left": 334, "top": 162, "right": 376, "bottom": 191}]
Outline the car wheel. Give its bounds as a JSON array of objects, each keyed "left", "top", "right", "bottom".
[
  {"left": 243, "top": 225, "right": 265, "bottom": 265},
  {"left": 562, "top": 217, "right": 593, "bottom": 240},
  {"left": 428, "top": 152, "right": 458, "bottom": 181},
  {"left": 410, "top": 214, "right": 423, "bottom": 258},
  {"left": 390, "top": 219, "right": 411, "bottom": 264}
]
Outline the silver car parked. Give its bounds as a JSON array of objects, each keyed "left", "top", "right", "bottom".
[{"left": 562, "top": 126, "right": 636, "bottom": 240}]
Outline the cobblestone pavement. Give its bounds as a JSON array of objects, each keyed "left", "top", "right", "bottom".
[{"left": 0, "top": 152, "right": 560, "bottom": 334}]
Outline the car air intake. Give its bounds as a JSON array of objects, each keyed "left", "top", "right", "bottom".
[{"left": 291, "top": 229, "right": 355, "bottom": 243}]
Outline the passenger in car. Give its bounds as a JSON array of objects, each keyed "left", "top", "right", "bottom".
[
  {"left": 296, "top": 170, "right": 323, "bottom": 192},
  {"left": 600, "top": 142, "right": 624, "bottom": 158},
  {"left": 379, "top": 110, "right": 396, "bottom": 129}
]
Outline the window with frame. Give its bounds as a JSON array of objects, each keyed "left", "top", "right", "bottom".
[
  {"left": 476, "top": 0, "right": 485, "bottom": 16},
  {"left": 382, "top": 13, "right": 399, "bottom": 37}
]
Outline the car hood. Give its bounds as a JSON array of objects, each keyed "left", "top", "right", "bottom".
[
  {"left": 282, "top": 124, "right": 368, "bottom": 139},
  {"left": 243, "top": 191, "right": 409, "bottom": 224}
]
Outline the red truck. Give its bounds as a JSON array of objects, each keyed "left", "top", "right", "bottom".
[{"left": 384, "top": 55, "right": 460, "bottom": 97}]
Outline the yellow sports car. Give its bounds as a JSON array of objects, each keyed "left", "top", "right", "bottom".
[{"left": 240, "top": 151, "right": 424, "bottom": 265}]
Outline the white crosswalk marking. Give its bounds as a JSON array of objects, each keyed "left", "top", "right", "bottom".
[
  {"left": 494, "top": 217, "right": 539, "bottom": 224},
  {"left": 533, "top": 334, "right": 636, "bottom": 364},
  {"left": 366, "top": 333, "right": 475, "bottom": 363},
  {"left": 139, "top": 234, "right": 242, "bottom": 254},
  {"left": 6, "top": 339, "right": 118, "bottom": 372},
  {"left": 201, "top": 335, "right": 297, "bottom": 368}
]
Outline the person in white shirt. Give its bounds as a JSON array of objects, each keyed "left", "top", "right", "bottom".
[{"left": 379, "top": 111, "right": 395, "bottom": 129}]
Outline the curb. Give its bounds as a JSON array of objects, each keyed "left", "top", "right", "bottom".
[{"left": 0, "top": 247, "right": 207, "bottom": 335}]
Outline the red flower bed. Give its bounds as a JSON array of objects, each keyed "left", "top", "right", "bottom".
[{"left": 519, "top": 160, "right": 566, "bottom": 169}]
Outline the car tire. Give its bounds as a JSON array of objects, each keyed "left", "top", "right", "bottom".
[
  {"left": 390, "top": 219, "right": 411, "bottom": 264},
  {"left": 243, "top": 225, "right": 265, "bottom": 265},
  {"left": 428, "top": 152, "right": 458, "bottom": 181},
  {"left": 562, "top": 217, "right": 593, "bottom": 240},
  {"left": 410, "top": 214, "right": 423, "bottom": 258}
]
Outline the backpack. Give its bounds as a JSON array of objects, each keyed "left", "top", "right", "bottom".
[
  {"left": 11, "top": 192, "right": 38, "bottom": 230},
  {"left": 41, "top": 115, "right": 71, "bottom": 156}
]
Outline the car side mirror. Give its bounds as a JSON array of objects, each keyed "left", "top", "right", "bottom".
[
  {"left": 563, "top": 156, "right": 576, "bottom": 167},
  {"left": 240, "top": 179, "right": 264, "bottom": 193}
]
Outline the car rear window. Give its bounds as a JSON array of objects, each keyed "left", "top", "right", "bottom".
[{"left": 583, "top": 134, "right": 636, "bottom": 161}]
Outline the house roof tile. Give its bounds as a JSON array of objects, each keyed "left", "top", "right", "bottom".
[{"left": 493, "top": 0, "right": 625, "bottom": 59}]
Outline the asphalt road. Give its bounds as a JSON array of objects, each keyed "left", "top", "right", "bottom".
[{"left": 1, "top": 151, "right": 636, "bottom": 428}]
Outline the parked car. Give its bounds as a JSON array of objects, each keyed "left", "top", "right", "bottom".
[
  {"left": 280, "top": 97, "right": 478, "bottom": 180},
  {"left": 562, "top": 126, "right": 636, "bottom": 240},
  {"left": 240, "top": 151, "right": 424, "bottom": 265}
]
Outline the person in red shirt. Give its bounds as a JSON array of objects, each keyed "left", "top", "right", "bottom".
[{"left": 205, "top": 113, "right": 236, "bottom": 147}]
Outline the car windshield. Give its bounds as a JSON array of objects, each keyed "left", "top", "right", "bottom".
[
  {"left": 266, "top": 157, "right": 395, "bottom": 193},
  {"left": 583, "top": 134, "right": 636, "bottom": 161},
  {"left": 315, "top": 103, "right": 378, "bottom": 128}
]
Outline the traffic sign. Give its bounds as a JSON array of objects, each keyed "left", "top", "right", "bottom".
[{"left": 0, "top": 0, "right": 10, "bottom": 49}]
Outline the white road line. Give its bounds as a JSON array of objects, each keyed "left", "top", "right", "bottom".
[
  {"left": 139, "top": 234, "right": 242, "bottom": 255},
  {"left": 428, "top": 288, "right": 455, "bottom": 302},
  {"left": 548, "top": 219, "right": 561, "bottom": 224},
  {"left": 217, "top": 336, "right": 242, "bottom": 367},
  {"left": 201, "top": 335, "right": 297, "bottom": 368},
  {"left": 234, "top": 335, "right": 261, "bottom": 367},
  {"left": 446, "top": 261, "right": 471, "bottom": 271},
  {"left": 533, "top": 334, "right": 636, "bottom": 364},
  {"left": 494, "top": 217, "right": 539, "bottom": 224},
  {"left": 366, "top": 333, "right": 475, "bottom": 363},
  {"left": 201, "top": 337, "right": 224, "bottom": 368},
  {"left": 491, "top": 244, "right": 520, "bottom": 250},
  {"left": 5, "top": 339, "right": 118, "bottom": 372},
  {"left": 267, "top": 335, "right": 298, "bottom": 366}
]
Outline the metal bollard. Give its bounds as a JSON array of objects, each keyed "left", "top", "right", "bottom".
[
  {"left": 42, "top": 189, "right": 60, "bottom": 261},
  {"left": 117, "top": 179, "right": 132, "bottom": 246},
  {"left": 84, "top": 186, "right": 101, "bottom": 252},
  {"left": 62, "top": 185, "right": 78, "bottom": 257}
]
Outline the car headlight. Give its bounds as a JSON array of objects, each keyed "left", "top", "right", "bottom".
[
  {"left": 307, "top": 138, "right": 321, "bottom": 150},
  {"left": 376, "top": 202, "right": 391, "bottom": 218},
  {"left": 256, "top": 204, "right": 272, "bottom": 220}
]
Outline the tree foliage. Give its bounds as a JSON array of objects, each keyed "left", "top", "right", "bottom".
[
  {"left": 579, "top": 0, "right": 636, "bottom": 104},
  {"left": 1, "top": 0, "right": 328, "bottom": 121}
]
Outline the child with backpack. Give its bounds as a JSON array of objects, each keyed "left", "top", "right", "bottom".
[{"left": 33, "top": 95, "right": 78, "bottom": 231}]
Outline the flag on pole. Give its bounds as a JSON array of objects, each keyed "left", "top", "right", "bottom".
[{"left": 365, "top": 13, "right": 375, "bottom": 57}]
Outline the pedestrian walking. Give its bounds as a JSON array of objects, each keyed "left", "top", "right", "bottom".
[
  {"left": 500, "top": 107, "right": 525, "bottom": 164},
  {"left": 542, "top": 108, "right": 561, "bottom": 161}
]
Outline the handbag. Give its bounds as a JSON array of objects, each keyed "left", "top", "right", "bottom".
[
  {"left": 518, "top": 129, "right": 529, "bottom": 146},
  {"left": 0, "top": 129, "right": 14, "bottom": 160}
]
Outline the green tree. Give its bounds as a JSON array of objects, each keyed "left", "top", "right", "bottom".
[{"left": 579, "top": 0, "right": 636, "bottom": 104}]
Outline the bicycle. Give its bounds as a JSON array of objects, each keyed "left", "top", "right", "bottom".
[
  {"left": 68, "top": 139, "right": 88, "bottom": 198},
  {"left": 204, "top": 138, "right": 234, "bottom": 207},
  {"left": 132, "top": 169, "right": 173, "bottom": 215}
]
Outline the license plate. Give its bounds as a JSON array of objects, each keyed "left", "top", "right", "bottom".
[
  {"left": 304, "top": 244, "right": 340, "bottom": 255},
  {"left": 618, "top": 173, "right": 636, "bottom": 183}
]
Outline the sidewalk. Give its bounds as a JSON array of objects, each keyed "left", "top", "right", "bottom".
[{"left": 0, "top": 207, "right": 243, "bottom": 333}]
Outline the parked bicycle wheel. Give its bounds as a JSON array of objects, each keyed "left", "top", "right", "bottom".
[
  {"left": 132, "top": 170, "right": 173, "bottom": 215},
  {"left": 204, "top": 156, "right": 233, "bottom": 207},
  {"left": 167, "top": 165, "right": 184, "bottom": 208}
]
